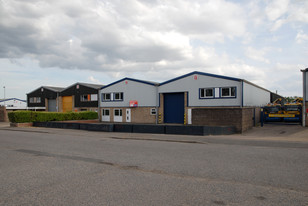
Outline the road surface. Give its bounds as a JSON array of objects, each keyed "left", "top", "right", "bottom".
[{"left": 0, "top": 125, "right": 307, "bottom": 205}]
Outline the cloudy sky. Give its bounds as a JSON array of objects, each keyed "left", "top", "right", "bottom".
[{"left": 0, "top": 0, "right": 307, "bottom": 99}]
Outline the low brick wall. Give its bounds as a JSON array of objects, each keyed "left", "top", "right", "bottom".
[
  {"left": 0, "top": 106, "right": 8, "bottom": 122},
  {"left": 192, "top": 107, "right": 258, "bottom": 133},
  {"left": 10, "top": 122, "right": 33, "bottom": 127}
]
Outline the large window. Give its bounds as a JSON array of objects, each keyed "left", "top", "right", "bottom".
[
  {"left": 101, "top": 92, "right": 123, "bottom": 101},
  {"left": 80, "top": 94, "right": 98, "bottom": 102},
  {"left": 114, "top": 92, "right": 123, "bottom": 101},
  {"left": 102, "top": 93, "right": 111, "bottom": 101},
  {"left": 29, "top": 97, "right": 41, "bottom": 103},
  {"left": 221, "top": 87, "right": 236, "bottom": 97},
  {"left": 200, "top": 88, "right": 214, "bottom": 98}
]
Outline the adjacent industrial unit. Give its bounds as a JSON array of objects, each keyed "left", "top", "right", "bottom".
[
  {"left": 100, "top": 71, "right": 271, "bottom": 132},
  {"left": 59, "top": 83, "right": 103, "bottom": 112},
  {"left": 100, "top": 78, "right": 159, "bottom": 123},
  {"left": 302, "top": 68, "right": 308, "bottom": 127},
  {"left": 27, "top": 86, "right": 64, "bottom": 111},
  {"left": 0, "top": 98, "right": 27, "bottom": 110}
]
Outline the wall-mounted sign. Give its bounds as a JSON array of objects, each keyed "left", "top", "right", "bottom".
[
  {"left": 129, "top": 100, "right": 138, "bottom": 107},
  {"left": 194, "top": 75, "right": 198, "bottom": 80}
]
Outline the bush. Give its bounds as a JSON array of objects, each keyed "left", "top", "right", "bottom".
[{"left": 8, "top": 111, "right": 98, "bottom": 123}]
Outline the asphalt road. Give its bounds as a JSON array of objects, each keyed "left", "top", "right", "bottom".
[{"left": 0, "top": 126, "right": 307, "bottom": 205}]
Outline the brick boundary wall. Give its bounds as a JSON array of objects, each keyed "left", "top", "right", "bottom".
[
  {"left": 192, "top": 107, "right": 259, "bottom": 133},
  {"left": 0, "top": 106, "right": 8, "bottom": 122}
]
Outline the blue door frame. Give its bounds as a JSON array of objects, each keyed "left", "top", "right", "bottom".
[{"left": 164, "top": 93, "right": 184, "bottom": 124}]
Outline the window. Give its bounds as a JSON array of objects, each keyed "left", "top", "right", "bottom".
[
  {"left": 102, "top": 92, "right": 123, "bottom": 101},
  {"left": 29, "top": 97, "right": 41, "bottom": 103},
  {"left": 114, "top": 92, "right": 123, "bottom": 101},
  {"left": 200, "top": 88, "right": 214, "bottom": 98},
  {"left": 102, "top": 93, "right": 111, "bottom": 101},
  {"left": 80, "top": 94, "right": 98, "bottom": 102},
  {"left": 80, "top": 95, "right": 88, "bottom": 102},
  {"left": 114, "top": 109, "right": 122, "bottom": 116},
  {"left": 150, "top": 108, "right": 157, "bottom": 115},
  {"left": 102, "top": 109, "right": 110, "bottom": 116},
  {"left": 221, "top": 87, "right": 236, "bottom": 97}
]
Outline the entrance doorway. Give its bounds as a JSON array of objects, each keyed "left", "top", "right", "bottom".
[{"left": 164, "top": 93, "right": 184, "bottom": 124}]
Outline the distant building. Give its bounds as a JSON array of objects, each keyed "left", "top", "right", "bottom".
[
  {"left": 301, "top": 68, "right": 308, "bottom": 127},
  {"left": 0, "top": 98, "right": 27, "bottom": 110},
  {"left": 59, "top": 83, "right": 103, "bottom": 112},
  {"left": 27, "top": 86, "right": 64, "bottom": 111}
]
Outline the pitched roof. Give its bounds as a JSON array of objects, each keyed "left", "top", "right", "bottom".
[
  {"left": 160, "top": 71, "right": 270, "bottom": 92},
  {"left": 27, "top": 86, "right": 65, "bottom": 94},
  {"left": 102, "top": 77, "right": 159, "bottom": 89},
  {"left": 159, "top": 71, "right": 242, "bottom": 86},
  {"left": 0, "top": 98, "right": 26, "bottom": 103}
]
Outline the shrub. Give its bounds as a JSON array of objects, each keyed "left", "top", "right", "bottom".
[{"left": 8, "top": 111, "right": 98, "bottom": 123}]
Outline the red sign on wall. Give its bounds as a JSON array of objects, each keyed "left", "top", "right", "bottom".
[
  {"left": 194, "top": 75, "right": 198, "bottom": 80},
  {"left": 129, "top": 100, "right": 138, "bottom": 107}
]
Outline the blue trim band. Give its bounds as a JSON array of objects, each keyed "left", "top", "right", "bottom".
[
  {"left": 101, "top": 78, "right": 159, "bottom": 89},
  {"left": 160, "top": 71, "right": 241, "bottom": 86}
]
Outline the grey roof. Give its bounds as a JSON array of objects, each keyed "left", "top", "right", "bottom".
[
  {"left": 77, "top": 82, "right": 104, "bottom": 89},
  {"left": 27, "top": 86, "right": 65, "bottom": 94},
  {"left": 61, "top": 82, "right": 104, "bottom": 91},
  {"left": 42, "top": 86, "right": 65, "bottom": 92}
]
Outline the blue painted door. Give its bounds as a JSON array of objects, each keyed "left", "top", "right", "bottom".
[{"left": 164, "top": 93, "right": 184, "bottom": 124}]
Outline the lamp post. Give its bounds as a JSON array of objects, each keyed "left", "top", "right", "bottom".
[{"left": 3, "top": 86, "right": 5, "bottom": 107}]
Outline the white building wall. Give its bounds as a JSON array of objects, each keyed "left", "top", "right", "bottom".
[
  {"left": 0, "top": 99, "right": 27, "bottom": 110},
  {"left": 243, "top": 82, "right": 270, "bottom": 107},
  {"left": 158, "top": 74, "right": 242, "bottom": 107},
  {"left": 100, "top": 79, "right": 157, "bottom": 107}
]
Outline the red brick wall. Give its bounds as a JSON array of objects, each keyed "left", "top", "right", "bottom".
[{"left": 0, "top": 106, "right": 8, "bottom": 122}]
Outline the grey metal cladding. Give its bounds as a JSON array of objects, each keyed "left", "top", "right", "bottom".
[
  {"left": 100, "top": 79, "right": 157, "bottom": 107},
  {"left": 158, "top": 73, "right": 242, "bottom": 107}
]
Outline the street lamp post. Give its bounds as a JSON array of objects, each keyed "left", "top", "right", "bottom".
[{"left": 3, "top": 86, "right": 5, "bottom": 107}]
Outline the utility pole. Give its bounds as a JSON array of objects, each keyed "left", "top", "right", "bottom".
[{"left": 3, "top": 86, "right": 5, "bottom": 107}]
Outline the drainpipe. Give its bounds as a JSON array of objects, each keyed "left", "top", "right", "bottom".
[
  {"left": 97, "top": 90, "right": 101, "bottom": 122},
  {"left": 155, "top": 85, "right": 159, "bottom": 125},
  {"left": 57, "top": 92, "right": 59, "bottom": 112},
  {"left": 302, "top": 69, "right": 307, "bottom": 127}
]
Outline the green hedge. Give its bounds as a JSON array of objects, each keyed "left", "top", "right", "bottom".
[{"left": 8, "top": 111, "right": 98, "bottom": 123}]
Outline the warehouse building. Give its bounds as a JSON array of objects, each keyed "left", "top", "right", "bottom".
[
  {"left": 100, "top": 78, "right": 159, "bottom": 123},
  {"left": 100, "top": 71, "right": 271, "bottom": 132},
  {"left": 302, "top": 68, "right": 308, "bottom": 127},
  {"left": 0, "top": 98, "right": 27, "bottom": 110},
  {"left": 27, "top": 86, "right": 64, "bottom": 111},
  {"left": 59, "top": 83, "right": 103, "bottom": 112}
]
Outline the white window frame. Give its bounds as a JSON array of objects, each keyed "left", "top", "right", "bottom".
[
  {"left": 114, "top": 109, "right": 123, "bottom": 122},
  {"left": 102, "top": 93, "right": 111, "bottom": 101},
  {"left": 150, "top": 108, "right": 157, "bottom": 115},
  {"left": 30, "top": 97, "right": 41, "bottom": 103},
  {"left": 80, "top": 94, "right": 88, "bottom": 102},
  {"left": 114, "top": 92, "right": 123, "bottom": 101},
  {"left": 221, "top": 87, "right": 236, "bottom": 98},
  {"left": 200, "top": 88, "right": 214, "bottom": 98},
  {"left": 102, "top": 109, "right": 110, "bottom": 121}
]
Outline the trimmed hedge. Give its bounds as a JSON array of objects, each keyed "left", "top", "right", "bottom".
[{"left": 8, "top": 111, "right": 98, "bottom": 123}]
